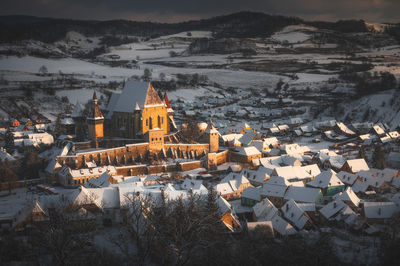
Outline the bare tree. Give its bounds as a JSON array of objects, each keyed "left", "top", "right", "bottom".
[
  {"left": 110, "top": 192, "right": 157, "bottom": 266},
  {"left": 38, "top": 65, "right": 48, "bottom": 76}
]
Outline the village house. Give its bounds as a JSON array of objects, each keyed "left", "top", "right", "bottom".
[
  {"left": 270, "top": 164, "right": 321, "bottom": 182},
  {"left": 241, "top": 167, "right": 270, "bottom": 186},
  {"left": 230, "top": 146, "right": 262, "bottom": 163},
  {"left": 333, "top": 187, "right": 361, "bottom": 210},
  {"left": 58, "top": 165, "right": 117, "bottom": 187},
  {"left": 218, "top": 197, "right": 242, "bottom": 232},
  {"left": 361, "top": 202, "right": 399, "bottom": 223},
  {"left": 306, "top": 169, "right": 345, "bottom": 197},
  {"left": 319, "top": 199, "right": 347, "bottom": 221},
  {"left": 341, "top": 158, "right": 369, "bottom": 174},
  {"left": 241, "top": 186, "right": 262, "bottom": 207},
  {"left": 284, "top": 186, "right": 324, "bottom": 205},
  {"left": 252, "top": 198, "right": 297, "bottom": 236},
  {"left": 261, "top": 176, "right": 292, "bottom": 207},
  {"left": 215, "top": 172, "right": 252, "bottom": 200},
  {"left": 281, "top": 199, "right": 311, "bottom": 230}
]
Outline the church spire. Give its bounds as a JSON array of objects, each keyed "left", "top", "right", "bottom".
[
  {"left": 164, "top": 92, "right": 171, "bottom": 108},
  {"left": 88, "top": 91, "right": 104, "bottom": 120}
]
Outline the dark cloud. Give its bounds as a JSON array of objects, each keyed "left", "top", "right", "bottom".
[{"left": 0, "top": 0, "right": 399, "bottom": 22}]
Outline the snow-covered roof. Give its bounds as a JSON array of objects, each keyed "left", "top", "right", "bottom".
[
  {"left": 265, "top": 175, "right": 290, "bottom": 186},
  {"left": 352, "top": 179, "right": 370, "bottom": 193},
  {"left": 59, "top": 165, "right": 117, "bottom": 179},
  {"left": 373, "top": 124, "right": 386, "bottom": 135},
  {"left": 0, "top": 148, "right": 15, "bottom": 162},
  {"left": 333, "top": 187, "right": 360, "bottom": 207},
  {"left": 337, "top": 171, "right": 357, "bottom": 185},
  {"left": 61, "top": 117, "right": 74, "bottom": 125},
  {"left": 180, "top": 178, "right": 207, "bottom": 194},
  {"left": 253, "top": 198, "right": 278, "bottom": 221},
  {"left": 272, "top": 164, "right": 321, "bottom": 180},
  {"left": 335, "top": 122, "right": 356, "bottom": 135},
  {"left": 284, "top": 186, "right": 321, "bottom": 203},
  {"left": 85, "top": 172, "right": 110, "bottom": 188},
  {"left": 106, "top": 81, "right": 163, "bottom": 117},
  {"left": 241, "top": 167, "right": 269, "bottom": 184},
  {"left": 74, "top": 186, "right": 120, "bottom": 209},
  {"left": 307, "top": 169, "right": 344, "bottom": 189},
  {"left": 234, "top": 146, "right": 261, "bottom": 157},
  {"left": 238, "top": 131, "right": 257, "bottom": 146},
  {"left": 319, "top": 199, "right": 346, "bottom": 220},
  {"left": 270, "top": 214, "right": 297, "bottom": 236},
  {"left": 242, "top": 186, "right": 262, "bottom": 201},
  {"left": 281, "top": 199, "right": 308, "bottom": 229},
  {"left": 344, "top": 158, "right": 369, "bottom": 173},
  {"left": 363, "top": 202, "right": 398, "bottom": 219},
  {"left": 261, "top": 183, "right": 287, "bottom": 198},
  {"left": 281, "top": 143, "right": 309, "bottom": 155},
  {"left": 389, "top": 131, "right": 400, "bottom": 139}
]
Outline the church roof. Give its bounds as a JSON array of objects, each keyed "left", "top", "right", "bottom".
[
  {"left": 71, "top": 102, "right": 84, "bottom": 118},
  {"left": 106, "top": 81, "right": 163, "bottom": 117},
  {"left": 204, "top": 119, "right": 219, "bottom": 134},
  {"left": 144, "top": 83, "right": 164, "bottom": 107},
  {"left": 164, "top": 92, "right": 171, "bottom": 108}
]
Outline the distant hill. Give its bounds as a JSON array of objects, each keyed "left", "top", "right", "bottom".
[{"left": 0, "top": 12, "right": 373, "bottom": 44}]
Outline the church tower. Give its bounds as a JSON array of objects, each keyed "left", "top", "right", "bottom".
[
  {"left": 133, "top": 102, "right": 141, "bottom": 138},
  {"left": 203, "top": 119, "right": 219, "bottom": 153},
  {"left": 87, "top": 91, "right": 104, "bottom": 147}
]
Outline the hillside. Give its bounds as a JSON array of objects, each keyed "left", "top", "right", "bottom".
[{"left": 0, "top": 12, "right": 383, "bottom": 44}]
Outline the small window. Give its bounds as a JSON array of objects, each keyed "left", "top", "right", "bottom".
[{"left": 146, "top": 119, "right": 148, "bottom": 126}]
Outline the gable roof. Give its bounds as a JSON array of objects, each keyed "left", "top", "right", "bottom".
[
  {"left": 363, "top": 202, "right": 398, "bottom": 219},
  {"left": 343, "top": 159, "right": 369, "bottom": 173},
  {"left": 333, "top": 187, "right": 360, "bottom": 207},
  {"left": 319, "top": 199, "right": 347, "bottom": 220},
  {"left": 284, "top": 186, "right": 321, "bottom": 203},
  {"left": 261, "top": 183, "right": 287, "bottom": 198},
  {"left": 144, "top": 83, "right": 164, "bottom": 107},
  {"left": 337, "top": 171, "right": 357, "bottom": 185},
  {"left": 307, "top": 169, "right": 344, "bottom": 188},
  {"left": 106, "top": 81, "right": 163, "bottom": 116},
  {"left": 281, "top": 199, "right": 308, "bottom": 229},
  {"left": 253, "top": 198, "right": 278, "bottom": 221}
]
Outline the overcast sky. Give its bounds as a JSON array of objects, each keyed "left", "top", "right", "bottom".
[{"left": 1, "top": 0, "right": 399, "bottom": 23}]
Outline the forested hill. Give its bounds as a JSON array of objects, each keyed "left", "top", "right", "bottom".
[{"left": 0, "top": 11, "right": 371, "bottom": 43}]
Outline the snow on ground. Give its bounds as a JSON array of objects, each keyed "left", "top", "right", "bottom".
[
  {"left": 291, "top": 73, "right": 337, "bottom": 84},
  {"left": 0, "top": 107, "right": 10, "bottom": 119},
  {"left": 56, "top": 88, "right": 106, "bottom": 104},
  {"left": 323, "top": 89, "right": 400, "bottom": 129},
  {"left": 104, "top": 44, "right": 187, "bottom": 60},
  {"left": 0, "top": 56, "right": 142, "bottom": 80},
  {"left": 158, "top": 31, "right": 213, "bottom": 39},
  {"left": 144, "top": 62, "right": 287, "bottom": 89},
  {"left": 55, "top": 31, "right": 101, "bottom": 51},
  {"left": 271, "top": 25, "right": 313, "bottom": 44},
  {"left": 296, "top": 136, "right": 331, "bottom": 152},
  {"left": 272, "top": 31, "right": 310, "bottom": 44},
  {"left": 167, "top": 86, "right": 222, "bottom": 102}
]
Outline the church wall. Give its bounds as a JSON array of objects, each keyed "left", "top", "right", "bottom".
[
  {"left": 142, "top": 105, "right": 168, "bottom": 134},
  {"left": 164, "top": 143, "right": 210, "bottom": 154}
]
